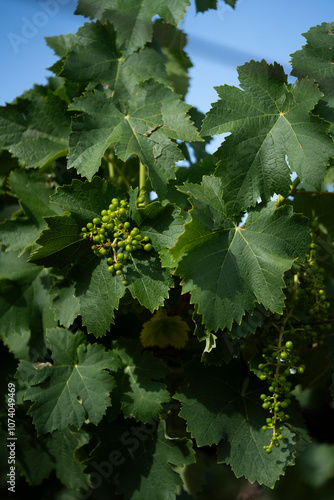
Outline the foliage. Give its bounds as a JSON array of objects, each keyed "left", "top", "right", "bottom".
[{"left": 1, "top": 2, "right": 334, "bottom": 499}]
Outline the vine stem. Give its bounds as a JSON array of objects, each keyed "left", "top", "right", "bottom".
[
  {"left": 103, "top": 151, "right": 131, "bottom": 189},
  {"left": 139, "top": 161, "right": 146, "bottom": 196}
]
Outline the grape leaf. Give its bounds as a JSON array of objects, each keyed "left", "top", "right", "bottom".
[
  {"left": 47, "top": 428, "right": 91, "bottom": 490},
  {"left": 0, "top": 170, "right": 63, "bottom": 256},
  {"left": 325, "top": 335, "right": 334, "bottom": 397},
  {"left": 153, "top": 20, "right": 192, "bottom": 97},
  {"left": 69, "top": 254, "right": 126, "bottom": 337},
  {"left": 61, "top": 20, "right": 170, "bottom": 101},
  {"left": 0, "top": 91, "right": 70, "bottom": 168},
  {"left": 170, "top": 176, "right": 310, "bottom": 331},
  {"left": 175, "top": 359, "right": 302, "bottom": 487},
  {"left": 125, "top": 251, "right": 174, "bottom": 311},
  {"left": 14, "top": 413, "right": 91, "bottom": 490},
  {"left": 0, "top": 251, "right": 56, "bottom": 360},
  {"left": 75, "top": 0, "right": 190, "bottom": 57},
  {"left": 49, "top": 278, "right": 81, "bottom": 328},
  {"left": 68, "top": 81, "right": 200, "bottom": 194},
  {"left": 28, "top": 213, "right": 85, "bottom": 268},
  {"left": 110, "top": 338, "right": 170, "bottom": 421},
  {"left": 89, "top": 417, "right": 195, "bottom": 500},
  {"left": 140, "top": 309, "right": 190, "bottom": 348},
  {"left": 12, "top": 409, "right": 55, "bottom": 485},
  {"left": 15, "top": 328, "right": 115, "bottom": 433},
  {"left": 290, "top": 22, "right": 334, "bottom": 132},
  {"left": 45, "top": 33, "right": 77, "bottom": 58},
  {"left": 201, "top": 60, "right": 334, "bottom": 215}
]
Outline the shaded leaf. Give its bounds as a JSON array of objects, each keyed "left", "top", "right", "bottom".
[
  {"left": 140, "top": 309, "right": 189, "bottom": 348},
  {"left": 16, "top": 328, "right": 115, "bottom": 433},
  {"left": 0, "top": 92, "right": 70, "bottom": 168},
  {"left": 0, "top": 169, "right": 62, "bottom": 256},
  {"left": 0, "top": 251, "right": 56, "bottom": 360},
  {"left": 111, "top": 338, "right": 170, "bottom": 421},
  {"left": 175, "top": 359, "right": 304, "bottom": 487}
]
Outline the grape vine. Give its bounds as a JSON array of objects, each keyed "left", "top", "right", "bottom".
[{"left": 0, "top": 2, "right": 334, "bottom": 499}]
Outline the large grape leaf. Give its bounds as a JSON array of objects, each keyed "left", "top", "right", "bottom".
[
  {"left": 0, "top": 91, "right": 70, "bottom": 168},
  {"left": 75, "top": 0, "right": 190, "bottom": 57},
  {"left": 88, "top": 418, "right": 195, "bottom": 500},
  {"left": 290, "top": 22, "right": 334, "bottom": 132},
  {"left": 170, "top": 176, "right": 310, "bottom": 331},
  {"left": 175, "top": 359, "right": 305, "bottom": 487},
  {"left": 15, "top": 328, "right": 115, "bottom": 433},
  {"left": 0, "top": 251, "right": 56, "bottom": 360},
  {"left": 201, "top": 60, "right": 334, "bottom": 216},
  {"left": 0, "top": 170, "right": 63, "bottom": 256},
  {"left": 110, "top": 338, "right": 170, "bottom": 422},
  {"left": 68, "top": 81, "right": 200, "bottom": 194},
  {"left": 61, "top": 20, "right": 170, "bottom": 102}
]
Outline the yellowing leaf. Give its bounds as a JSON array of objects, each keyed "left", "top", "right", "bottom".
[{"left": 140, "top": 309, "right": 189, "bottom": 348}]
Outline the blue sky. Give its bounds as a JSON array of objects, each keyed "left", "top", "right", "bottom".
[{"left": 1, "top": 0, "right": 333, "bottom": 153}]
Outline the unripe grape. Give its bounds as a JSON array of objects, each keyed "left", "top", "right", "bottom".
[{"left": 144, "top": 243, "right": 152, "bottom": 252}]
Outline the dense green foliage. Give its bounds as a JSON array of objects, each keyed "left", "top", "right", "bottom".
[{"left": 1, "top": 1, "right": 334, "bottom": 499}]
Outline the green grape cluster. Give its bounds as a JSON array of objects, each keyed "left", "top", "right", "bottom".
[
  {"left": 258, "top": 339, "right": 305, "bottom": 453},
  {"left": 287, "top": 222, "right": 332, "bottom": 345},
  {"left": 80, "top": 196, "right": 152, "bottom": 285},
  {"left": 256, "top": 225, "right": 332, "bottom": 453}
]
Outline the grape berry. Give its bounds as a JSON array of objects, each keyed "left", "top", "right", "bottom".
[{"left": 80, "top": 197, "right": 152, "bottom": 285}]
